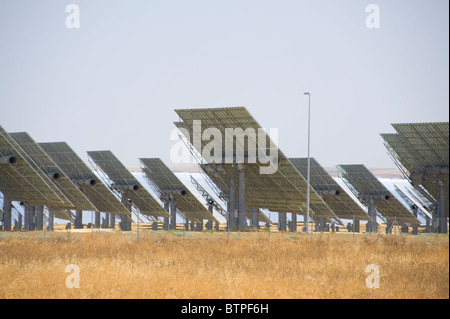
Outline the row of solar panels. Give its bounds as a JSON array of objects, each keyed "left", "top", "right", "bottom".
[
  {"left": 0, "top": 126, "right": 217, "bottom": 225},
  {"left": 174, "top": 107, "right": 447, "bottom": 227},
  {"left": 2, "top": 107, "right": 447, "bottom": 229},
  {"left": 380, "top": 123, "right": 449, "bottom": 214}
]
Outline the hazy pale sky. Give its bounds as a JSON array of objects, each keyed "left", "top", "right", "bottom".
[{"left": 0, "top": 0, "right": 448, "bottom": 170}]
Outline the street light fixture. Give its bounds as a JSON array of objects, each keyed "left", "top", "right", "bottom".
[{"left": 304, "top": 92, "right": 311, "bottom": 233}]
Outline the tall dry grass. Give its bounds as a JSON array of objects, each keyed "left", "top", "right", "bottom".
[{"left": 0, "top": 230, "right": 448, "bottom": 299}]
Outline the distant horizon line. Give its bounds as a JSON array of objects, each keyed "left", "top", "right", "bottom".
[{"left": 106, "top": 164, "right": 402, "bottom": 179}]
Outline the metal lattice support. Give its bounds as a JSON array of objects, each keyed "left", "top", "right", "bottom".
[
  {"left": 140, "top": 158, "right": 217, "bottom": 224},
  {"left": 190, "top": 175, "right": 227, "bottom": 219},
  {"left": 176, "top": 127, "right": 230, "bottom": 205}
]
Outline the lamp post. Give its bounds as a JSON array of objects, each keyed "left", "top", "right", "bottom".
[{"left": 304, "top": 92, "right": 311, "bottom": 233}]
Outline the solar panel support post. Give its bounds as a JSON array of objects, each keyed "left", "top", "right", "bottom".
[
  {"left": 95, "top": 212, "right": 101, "bottom": 229},
  {"left": 196, "top": 220, "right": 203, "bottom": 231},
  {"left": 411, "top": 206, "right": 418, "bottom": 235},
  {"left": 437, "top": 181, "right": 448, "bottom": 234},
  {"left": 431, "top": 210, "right": 438, "bottom": 233},
  {"left": 278, "top": 212, "right": 287, "bottom": 231},
  {"left": 74, "top": 210, "right": 83, "bottom": 229},
  {"left": 386, "top": 218, "right": 393, "bottom": 234},
  {"left": 228, "top": 178, "right": 237, "bottom": 231},
  {"left": 290, "top": 213, "right": 297, "bottom": 232},
  {"left": 47, "top": 210, "right": 54, "bottom": 231},
  {"left": 425, "top": 214, "right": 431, "bottom": 233},
  {"left": 103, "top": 213, "right": 110, "bottom": 229},
  {"left": 237, "top": 164, "right": 247, "bottom": 231},
  {"left": 207, "top": 205, "right": 214, "bottom": 231},
  {"left": 24, "top": 204, "right": 34, "bottom": 231},
  {"left": 314, "top": 219, "right": 319, "bottom": 232},
  {"left": 17, "top": 214, "right": 23, "bottom": 231},
  {"left": 169, "top": 196, "right": 176, "bottom": 230},
  {"left": 120, "top": 213, "right": 130, "bottom": 231},
  {"left": 31, "top": 205, "right": 36, "bottom": 231},
  {"left": 120, "top": 195, "right": 132, "bottom": 231},
  {"left": 353, "top": 219, "right": 360, "bottom": 233},
  {"left": 110, "top": 213, "right": 115, "bottom": 229},
  {"left": 35, "top": 205, "right": 43, "bottom": 231},
  {"left": 368, "top": 199, "right": 378, "bottom": 233},
  {"left": 163, "top": 200, "right": 169, "bottom": 230},
  {"left": 23, "top": 205, "right": 29, "bottom": 231},
  {"left": 2, "top": 195, "right": 12, "bottom": 231},
  {"left": 251, "top": 208, "right": 259, "bottom": 229},
  {"left": 319, "top": 217, "right": 326, "bottom": 232}
]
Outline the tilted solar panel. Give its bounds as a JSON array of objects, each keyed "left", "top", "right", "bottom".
[
  {"left": 392, "top": 122, "right": 448, "bottom": 170},
  {"left": 0, "top": 126, "right": 70, "bottom": 207},
  {"left": 38, "top": 142, "right": 130, "bottom": 215},
  {"left": 381, "top": 122, "right": 449, "bottom": 207},
  {"left": 174, "top": 107, "right": 338, "bottom": 221},
  {"left": 87, "top": 150, "right": 169, "bottom": 218},
  {"left": 289, "top": 158, "right": 370, "bottom": 221},
  {"left": 9, "top": 132, "right": 97, "bottom": 211},
  {"left": 336, "top": 164, "right": 420, "bottom": 226},
  {"left": 140, "top": 158, "right": 217, "bottom": 223}
]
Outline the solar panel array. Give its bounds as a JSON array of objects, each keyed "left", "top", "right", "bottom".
[
  {"left": 87, "top": 151, "right": 169, "bottom": 218},
  {"left": 380, "top": 122, "right": 449, "bottom": 208},
  {"left": 9, "top": 132, "right": 97, "bottom": 212},
  {"left": 336, "top": 164, "right": 420, "bottom": 226},
  {"left": 3, "top": 115, "right": 445, "bottom": 233},
  {"left": 174, "top": 107, "right": 338, "bottom": 222},
  {"left": 39, "top": 142, "right": 130, "bottom": 215},
  {"left": 0, "top": 126, "right": 69, "bottom": 207},
  {"left": 289, "top": 158, "right": 371, "bottom": 221},
  {"left": 140, "top": 158, "right": 217, "bottom": 223}
]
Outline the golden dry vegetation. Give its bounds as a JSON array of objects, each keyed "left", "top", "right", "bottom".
[{"left": 0, "top": 229, "right": 448, "bottom": 299}]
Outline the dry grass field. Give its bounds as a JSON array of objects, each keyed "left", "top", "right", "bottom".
[{"left": 0, "top": 228, "right": 448, "bottom": 299}]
